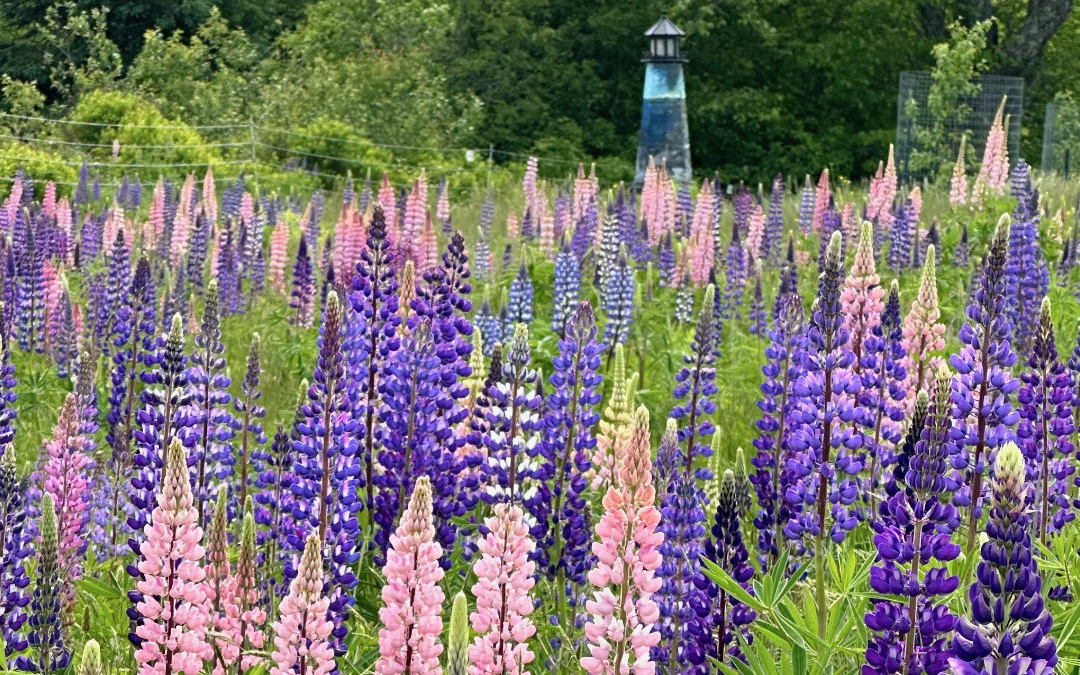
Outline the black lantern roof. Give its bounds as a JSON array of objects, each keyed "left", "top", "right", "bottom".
[
  {"left": 644, "top": 15, "right": 685, "bottom": 38},
  {"left": 643, "top": 14, "right": 686, "bottom": 63}
]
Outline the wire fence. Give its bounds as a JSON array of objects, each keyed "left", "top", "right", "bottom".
[
  {"left": 1040, "top": 103, "right": 1080, "bottom": 177},
  {"left": 895, "top": 71, "right": 1023, "bottom": 181}
]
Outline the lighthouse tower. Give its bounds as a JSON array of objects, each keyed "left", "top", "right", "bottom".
[{"left": 634, "top": 14, "right": 692, "bottom": 186}]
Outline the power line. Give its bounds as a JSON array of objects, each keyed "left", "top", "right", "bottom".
[
  {"left": 259, "top": 126, "right": 476, "bottom": 154},
  {"left": 0, "top": 111, "right": 246, "bottom": 131},
  {"left": 0, "top": 132, "right": 249, "bottom": 150}
]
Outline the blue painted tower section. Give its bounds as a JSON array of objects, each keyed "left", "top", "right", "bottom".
[{"left": 634, "top": 15, "right": 692, "bottom": 186}]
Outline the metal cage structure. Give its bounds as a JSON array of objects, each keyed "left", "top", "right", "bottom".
[
  {"left": 895, "top": 71, "right": 1023, "bottom": 181},
  {"left": 1041, "top": 102, "right": 1080, "bottom": 177}
]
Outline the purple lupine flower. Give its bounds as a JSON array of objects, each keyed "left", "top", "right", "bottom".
[
  {"left": 671, "top": 284, "right": 719, "bottom": 480},
  {"left": 234, "top": 334, "right": 267, "bottom": 510},
  {"left": 360, "top": 173, "right": 372, "bottom": 211},
  {"left": 787, "top": 232, "right": 864, "bottom": 630},
  {"left": 187, "top": 211, "right": 209, "bottom": 290},
  {"left": 289, "top": 290, "right": 360, "bottom": 655},
  {"left": 319, "top": 262, "right": 337, "bottom": 316},
  {"left": 103, "top": 256, "right": 155, "bottom": 562},
  {"left": 345, "top": 204, "right": 401, "bottom": 519},
  {"left": 601, "top": 252, "right": 634, "bottom": 354},
  {"left": 551, "top": 239, "right": 580, "bottom": 336},
  {"left": 674, "top": 272, "right": 694, "bottom": 324},
  {"left": 652, "top": 469, "right": 711, "bottom": 672},
  {"left": 290, "top": 235, "right": 315, "bottom": 328},
  {"left": 217, "top": 226, "right": 242, "bottom": 317},
  {"left": 51, "top": 287, "right": 77, "bottom": 378},
  {"left": 104, "top": 229, "right": 131, "bottom": 348},
  {"left": 474, "top": 234, "right": 491, "bottom": 283},
  {"left": 862, "top": 279, "right": 908, "bottom": 496},
  {"left": 2, "top": 247, "right": 17, "bottom": 340},
  {"left": 16, "top": 496, "right": 69, "bottom": 673},
  {"left": 1016, "top": 297, "right": 1075, "bottom": 551},
  {"left": 764, "top": 174, "right": 785, "bottom": 264},
  {"left": 798, "top": 175, "right": 814, "bottom": 234},
  {"left": 658, "top": 233, "right": 675, "bottom": 288},
  {"left": 863, "top": 367, "right": 960, "bottom": 675},
  {"left": 700, "top": 470, "right": 756, "bottom": 667},
  {"left": 570, "top": 199, "right": 597, "bottom": 261},
  {"left": 181, "top": 282, "right": 235, "bottom": 527},
  {"left": 506, "top": 263, "right": 534, "bottom": 326},
  {"left": 748, "top": 271, "right": 766, "bottom": 336},
  {"left": 723, "top": 222, "right": 747, "bottom": 320},
  {"left": 887, "top": 201, "right": 912, "bottom": 274},
  {"left": 253, "top": 384, "right": 304, "bottom": 607},
  {"left": 0, "top": 331, "right": 16, "bottom": 449},
  {"left": 0, "top": 445, "right": 31, "bottom": 665},
  {"left": 16, "top": 220, "right": 46, "bottom": 354},
  {"left": 480, "top": 323, "right": 542, "bottom": 507},
  {"left": 950, "top": 442, "right": 1057, "bottom": 675},
  {"left": 955, "top": 222, "right": 970, "bottom": 268},
  {"left": 750, "top": 292, "right": 807, "bottom": 569},
  {"left": 473, "top": 298, "right": 501, "bottom": 356},
  {"left": 597, "top": 213, "right": 621, "bottom": 300},
  {"left": 75, "top": 162, "right": 89, "bottom": 206},
  {"left": 1006, "top": 162, "right": 1049, "bottom": 361},
  {"left": 531, "top": 301, "right": 601, "bottom": 608},
  {"left": 501, "top": 243, "right": 513, "bottom": 272},
  {"left": 480, "top": 190, "right": 495, "bottom": 240},
  {"left": 923, "top": 222, "right": 941, "bottom": 266},
  {"left": 949, "top": 216, "right": 1018, "bottom": 559}
]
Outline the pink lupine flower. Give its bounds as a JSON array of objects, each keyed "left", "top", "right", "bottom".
[
  {"left": 506, "top": 215, "right": 520, "bottom": 242},
  {"left": 468, "top": 503, "right": 536, "bottom": 675},
  {"left": 581, "top": 407, "right": 663, "bottom": 675},
  {"left": 574, "top": 162, "right": 595, "bottom": 225},
  {"left": 539, "top": 213, "right": 555, "bottom": 254},
  {"left": 973, "top": 98, "right": 1008, "bottom": 205},
  {"left": 240, "top": 192, "right": 254, "bottom": 232},
  {"left": 908, "top": 185, "right": 922, "bottom": 224},
  {"left": 171, "top": 175, "right": 195, "bottom": 267},
  {"left": 589, "top": 344, "right": 632, "bottom": 492},
  {"left": 662, "top": 169, "right": 677, "bottom": 240},
  {"left": 43, "top": 181, "right": 56, "bottom": 219},
  {"left": 687, "top": 179, "right": 714, "bottom": 287},
  {"left": 56, "top": 197, "right": 73, "bottom": 257},
  {"left": 639, "top": 158, "right": 660, "bottom": 245},
  {"left": 213, "top": 509, "right": 266, "bottom": 675},
  {"left": 102, "top": 204, "right": 121, "bottom": 253},
  {"left": 437, "top": 181, "right": 450, "bottom": 223},
  {"left": 150, "top": 179, "right": 166, "bottom": 245},
  {"left": 269, "top": 220, "right": 289, "bottom": 293},
  {"left": 112, "top": 138, "right": 120, "bottom": 159},
  {"left": 420, "top": 213, "right": 439, "bottom": 271},
  {"left": 523, "top": 156, "right": 538, "bottom": 216},
  {"left": 379, "top": 173, "right": 398, "bottom": 245},
  {"left": 950, "top": 138, "right": 968, "bottom": 209},
  {"left": 203, "top": 166, "right": 217, "bottom": 225},
  {"left": 869, "top": 145, "right": 897, "bottom": 229},
  {"left": 840, "top": 222, "right": 885, "bottom": 368},
  {"left": 794, "top": 248, "right": 810, "bottom": 267},
  {"left": 900, "top": 250, "right": 946, "bottom": 407},
  {"left": 745, "top": 203, "right": 765, "bottom": 262},
  {"left": 402, "top": 175, "right": 428, "bottom": 266},
  {"left": 43, "top": 261, "right": 61, "bottom": 345},
  {"left": 134, "top": 439, "right": 213, "bottom": 675},
  {"left": 270, "top": 533, "right": 335, "bottom": 675},
  {"left": 812, "top": 169, "right": 830, "bottom": 234},
  {"left": 375, "top": 476, "right": 445, "bottom": 675},
  {"left": 42, "top": 392, "right": 91, "bottom": 593}
]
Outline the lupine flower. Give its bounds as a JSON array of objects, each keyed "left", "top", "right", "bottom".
[
  {"left": 670, "top": 284, "right": 718, "bottom": 479},
  {"left": 473, "top": 299, "right": 501, "bottom": 356},
  {"left": 0, "top": 444, "right": 31, "bottom": 664},
  {"left": 376, "top": 476, "right": 445, "bottom": 675},
  {"left": 863, "top": 366, "right": 960, "bottom": 675},
  {"left": 598, "top": 212, "right": 622, "bottom": 295},
  {"left": 1016, "top": 297, "right": 1074, "bottom": 547},
  {"left": 506, "top": 264, "right": 534, "bottom": 326},
  {"left": 213, "top": 505, "right": 266, "bottom": 674},
  {"left": 481, "top": 324, "right": 542, "bottom": 506},
  {"left": 0, "top": 328, "right": 17, "bottom": 447},
  {"left": 181, "top": 287, "right": 235, "bottom": 527},
  {"left": 652, "top": 467, "right": 710, "bottom": 672},
  {"left": 581, "top": 407, "right": 663, "bottom": 675},
  {"left": 841, "top": 222, "right": 885, "bottom": 368},
  {"left": 16, "top": 220, "right": 47, "bottom": 353},
  {"left": 552, "top": 239, "right": 580, "bottom": 335},
  {"left": 748, "top": 269, "right": 766, "bottom": 336},
  {"left": 900, "top": 250, "right": 945, "bottom": 406},
  {"left": 601, "top": 252, "right": 634, "bottom": 353},
  {"left": 745, "top": 204, "right": 765, "bottom": 263},
  {"left": 658, "top": 233, "right": 675, "bottom": 288},
  {"left": 950, "top": 136, "right": 968, "bottom": 208},
  {"left": 270, "top": 533, "right": 335, "bottom": 675},
  {"left": 469, "top": 503, "right": 536, "bottom": 675},
  {"left": 132, "top": 439, "right": 213, "bottom": 675},
  {"left": 234, "top": 334, "right": 267, "bottom": 509},
  {"left": 949, "top": 216, "right": 1017, "bottom": 558},
  {"left": 269, "top": 220, "right": 289, "bottom": 294},
  {"left": 674, "top": 272, "right": 694, "bottom": 324},
  {"left": 950, "top": 442, "right": 1057, "bottom": 675},
  {"left": 42, "top": 393, "right": 91, "bottom": 611},
  {"left": 446, "top": 592, "right": 469, "bottom": 675},
  {"left": 290, "top": 237, "right": 315, "bottom": 328},
  {"left": 290, "top": 291, "right": 360, "bottom": 652},
  {"left": 1006, "top": 163, "right": 1049, "bottom": 360},
  {"left": 589, "top": 343, "right": 631, "bottom": 493},
  {"left": 77, "top": 639, "right": 102, "bottom": 675},
  {"left": 533, "top": 301, "right": 602, "bottom": 605},
  {"left": 971, "top": 98, "right": 1009, "bottom": 205},
  {"left": 700, "top": 470, "right": 757, "bottom": 667},
  {"left": 788, "top": 232, "right": 865, "bottom": 635},
  {"left": 862, "top": 280, "right": 908, "bottom": 496},
  {"left": 764, "top": 175, "right": 785, "bottom": 263},
  {"left": 723, "top": 221, "right": 748, "bottom": 320},
  {"left": 347, "top": 204, "right": 401, "bottom": 517},
  {"left": 17, "top": 495, "right": 69, "bottom": 674},
  {"left": 686, "top": 180, "right": 714, "bottom": 287}
]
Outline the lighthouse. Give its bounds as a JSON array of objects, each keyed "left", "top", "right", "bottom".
[{"left": 634, "top": 14, "right": 692, "bottom": 186}]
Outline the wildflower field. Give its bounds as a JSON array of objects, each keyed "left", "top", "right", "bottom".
[{"left": 2, "top": 111, "right": 1080, "bottom": 675}]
